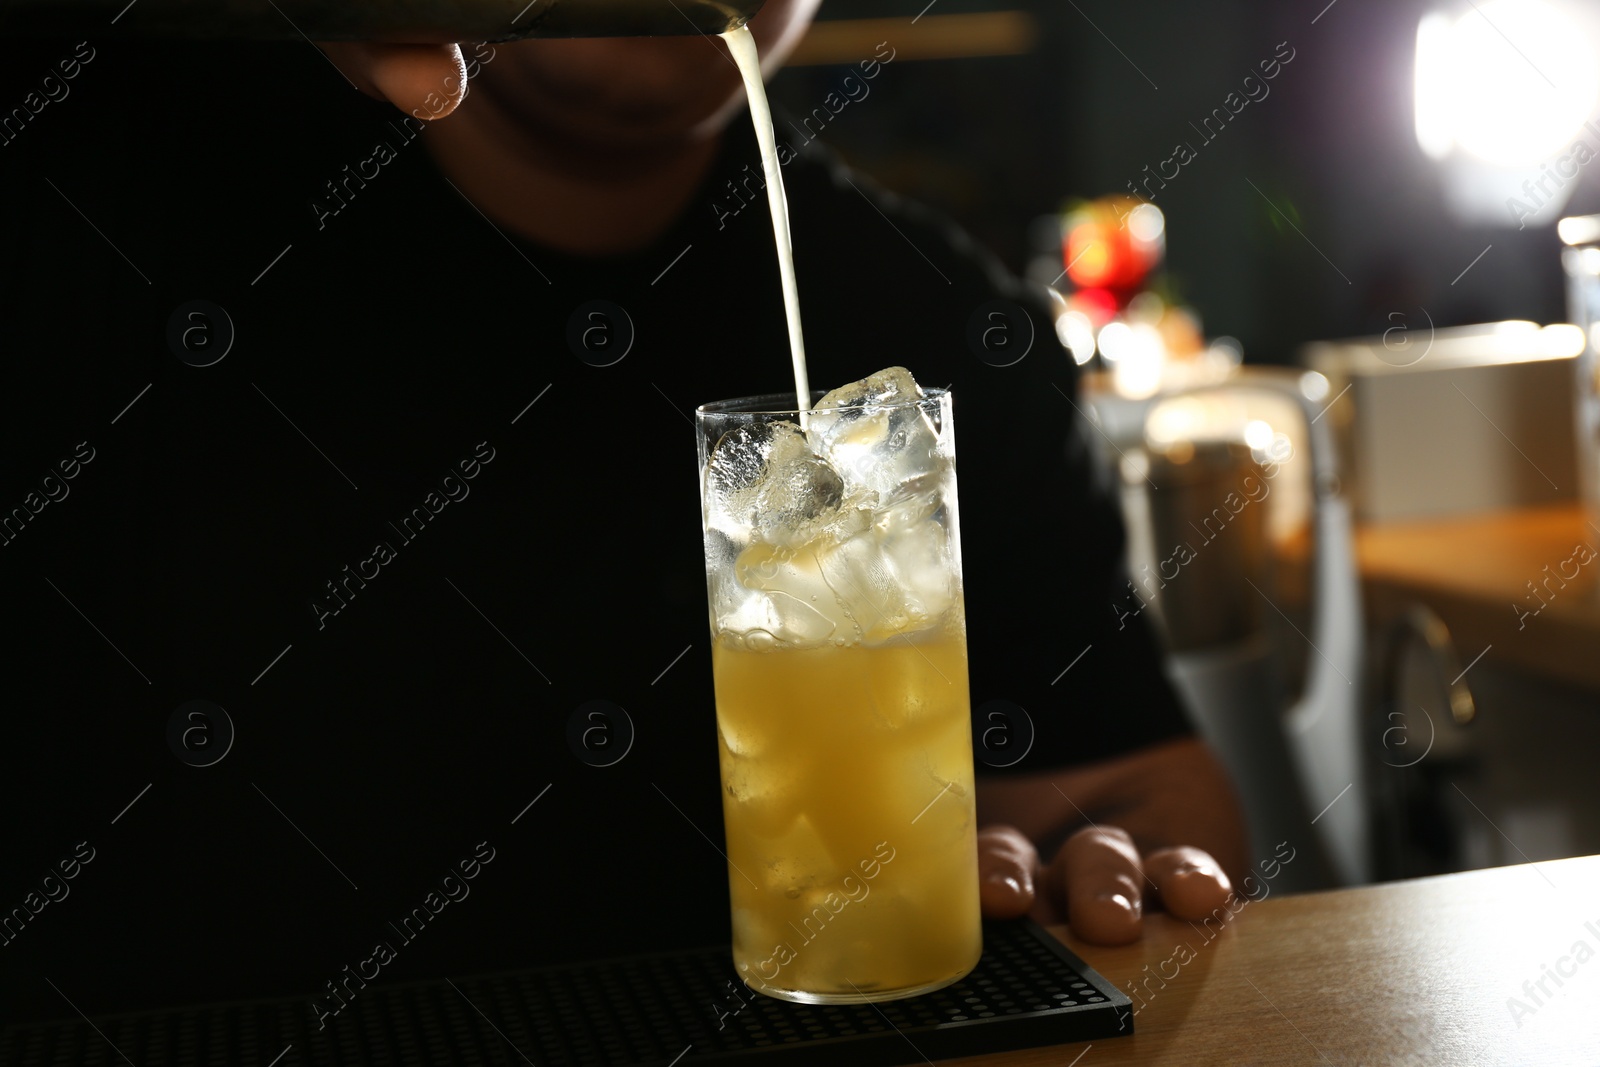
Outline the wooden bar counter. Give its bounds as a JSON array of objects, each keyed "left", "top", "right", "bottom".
[
  {"left": 947, "top": 855, "right": 1600, "bottom": 1065},
  {"left": 1356, "top": 502, "right": 1600, "bottom": 691}
]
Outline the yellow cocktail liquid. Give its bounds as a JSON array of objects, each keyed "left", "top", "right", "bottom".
[{"left": 712, "top": 624, "right": 982, "bottom": 1002}]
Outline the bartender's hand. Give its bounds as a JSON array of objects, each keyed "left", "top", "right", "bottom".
[
  {"left": 976, "top": 825, "right": 1234, "bottom": 944},
  {"left": 318, "top": 43, "right": 469, "bottom": 119},
  {"left": 974, "top": 737, "right": 1249, "bottom": 945}
]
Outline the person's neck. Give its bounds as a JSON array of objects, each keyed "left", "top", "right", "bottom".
[{"left": 422, "top": 101, "right": 724, "bottom": 259}]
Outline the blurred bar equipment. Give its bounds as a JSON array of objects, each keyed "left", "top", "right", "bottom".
[
  {"left": 1561, "top": 215, "right": 1600, "bottom": 536},
  {"left": 1061, "top": 191, "right": 1365, "bottom": 889},
  {"left": 1304, "top": 322, "right": 1585, "bottom": 523},
  {"left": 1140, "top": 440, "right": 1268, "bottom": 652},
  {"left": 1093, "top": 369, "right": 1361, "bottom": 891}
]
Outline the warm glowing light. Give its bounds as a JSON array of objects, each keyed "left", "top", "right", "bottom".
[
  {"left": 1244, "top": 419, "right": 1274, "bottom": 451},
  {"left": 1415, "top": 12, "right": 1456, "bottom": 161},
  {"left": 1067, "top": 233, "right": 1113, "bottom": 287},
  {"left": 1097, "top": 321, "right": 1133, "bottom": 363},
  {"left": 1057, "top": 310, "right": 1097, "bottom": 365},
  {"left": 1558, "top": 215, "right": 1600, "bottom": 247},
  {"left": 1111, "top": 323, "right": 1167, "bottom": 399},
  {"left": 1300, "top": 370, "right": 1332, "bottom": 402},
  {"left": 1544, "top": 322, "right": 1587, "bottom": 356},
  {"left": 1415, "top": 1, "right": 1600, "bottom": 166},
  {"left": 1162, "top": 440, "right": 1195, "bottom": 465},
  {"left": 1073, "top": 287, "right": 1120, "bottom": 324},
  {"left": 1127, "top": 203, "right": 1165, "bottom": 244},
  {"left": 1062, "top": 196, "right": 1164, "bottom": 294},
  {"left": 1146, "top": 398, "right": 1206, "bottom": 446}
]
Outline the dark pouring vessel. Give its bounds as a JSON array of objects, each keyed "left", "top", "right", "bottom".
[{"left": 0, "top": 0, "right": 767, "bottom": 41}]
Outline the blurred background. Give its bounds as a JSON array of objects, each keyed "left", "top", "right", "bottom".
[
  {"left": 773, "top": 0, "right": 1596, "bottom": 353},
  {"left": 772, "top": 0, "right": 1600, "bottom": 890}
]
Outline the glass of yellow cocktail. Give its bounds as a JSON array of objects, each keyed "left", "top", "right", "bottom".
[{"left": 695, "top": 368, "right": 982, "bottom": 1004}]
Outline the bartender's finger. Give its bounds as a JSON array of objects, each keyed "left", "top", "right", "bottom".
[
  {"left": 1144, "top": 846, "right": 1233, "bottom": 921},
  {"left": 977, "top": 825, "right": 1038, "bottom": 919},
  {"left": 1054, "top": 826, "right": 1145, "bottom": 945},
  {"left": 318, "top": 42, "right": 469, "bottom": 119}
]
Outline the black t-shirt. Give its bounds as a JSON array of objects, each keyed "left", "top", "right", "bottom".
[{"left": 0, "top": 41, "right": 1190, "bottom": 1021}]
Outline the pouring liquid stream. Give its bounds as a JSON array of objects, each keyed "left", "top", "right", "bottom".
[{"left": 722, "top": 24, "right": 811, "bottom": 427}]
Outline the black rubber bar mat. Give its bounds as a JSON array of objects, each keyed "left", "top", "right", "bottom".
[{"left": 4, "top": 919, "right": 1131, "bottom": 1066}]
